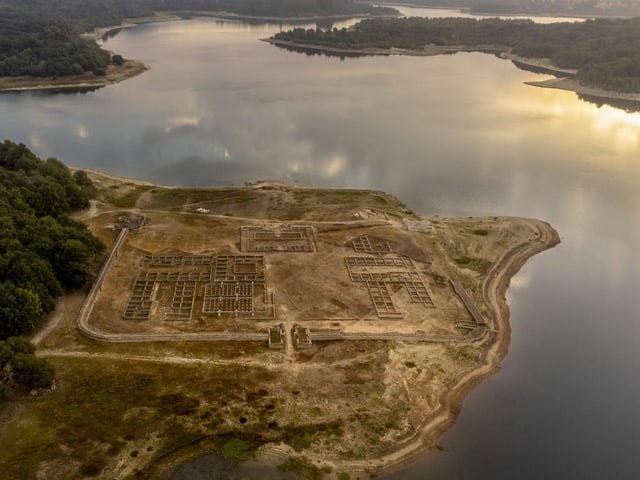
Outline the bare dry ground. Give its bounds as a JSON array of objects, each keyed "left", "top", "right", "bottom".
[{"left": 0, "top": 172, "right": 559, "bottom": 480}]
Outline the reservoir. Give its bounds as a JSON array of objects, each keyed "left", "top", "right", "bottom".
[{"left": 1, "top": 7, "right": 639, "bottom": 479}]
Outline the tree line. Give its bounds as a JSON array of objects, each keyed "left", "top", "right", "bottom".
[
  {"left": 0, "top": 140, "right": 105, "bottom": 339},
  {"left": 273, "top": 16, "right": 640, "bottom": 92}
]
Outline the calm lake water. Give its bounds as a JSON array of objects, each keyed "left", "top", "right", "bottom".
[{"left": 1, "top": 7, "right": 639, "bottom": 479}]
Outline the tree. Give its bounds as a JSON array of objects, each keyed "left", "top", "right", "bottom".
[
  {"left": 12, "top": 352, "right": 55, "bottom": 390},
  {"left": 0, "top": 337, "right": 54, "bottom": 399},
  {"left": 53, "top": 238, "right": 92, "bottom": 288},
  {"left": 0, "top": 282, "right": 44, "bottom": 338},
  {"left": 111, "top": 54, "right": 124, "bottom": 65},
  {"left": 0, "top": 383, "right": 10, "bottom": 402},
  {"left": 5, "top": 336, "right": 36, "bottom": 355}
]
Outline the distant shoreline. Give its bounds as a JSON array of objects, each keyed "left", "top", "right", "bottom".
[
  {"left": 265, "top": 38, "right": 640, "bottom": 105},
  {"left": 0, "top": 10, "right": 392, "bottom": 94},
  {"left": 376, "top": 1, "right": 630, "bottom": 19},
  {"left": 172, "top": 10, "right": 395, "bottom": 23}
]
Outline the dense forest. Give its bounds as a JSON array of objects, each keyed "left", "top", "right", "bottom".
[
  {"left": 0, "top": 0, "right": 395, "bottom": 78},
  {"left": 0, "top": 140, "right": 105, "bottom": 339},
  {"left": 0, "top": 11, "right": 112, "bottom": 77},
  {"left": 273, "top": 16, "right": 640, "bottom": 92}
]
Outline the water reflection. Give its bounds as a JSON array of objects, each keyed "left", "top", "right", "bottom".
[{"left": 578, "top": 93, "right": 640, "bottom": 113}]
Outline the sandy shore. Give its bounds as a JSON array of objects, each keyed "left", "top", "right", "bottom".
[
  {"left": 525, "top": 77, "right": 640, "bottom": 103},
  {"left": 393, "top": 219, "right": 560, "bottom": 473},
  {"left": 263, "top": 37, "right": 505, "bottom": 57},
  {"left": 0, "top": 60, "right": 147, "bottom": 93}
]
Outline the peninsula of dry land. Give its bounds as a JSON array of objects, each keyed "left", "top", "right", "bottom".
[{"left": 0, "top": 171, "right": 559, "bottom": 479}]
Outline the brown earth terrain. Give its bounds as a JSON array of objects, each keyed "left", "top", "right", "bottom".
[{"left": 0, "top": 171, "right": 559, "bottom": 479}]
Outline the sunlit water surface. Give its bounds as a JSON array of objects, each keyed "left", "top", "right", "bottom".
[{"left": 1, "top": 7, "right": 639, "bottom": 480}]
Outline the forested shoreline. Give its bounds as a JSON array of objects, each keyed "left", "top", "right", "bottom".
[
  {"left": 272, "top": 16, "right": 640, "bottom": 93},
  {"left": 0, "top": 0, "right": 395, "bottom": 79},
  {"left": 0, "top": 140, "right": 105, "bottom": 339},
  {"left": 377, "top": 0, "right": 640, "bottom": 17}
]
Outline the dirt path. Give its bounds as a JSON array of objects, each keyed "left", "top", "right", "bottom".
[{"left": 31, "top": 293, "right": 85, "bottom": 346}]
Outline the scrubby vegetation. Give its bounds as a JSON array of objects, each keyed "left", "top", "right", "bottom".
[
  {"left": 0, "top": 337, "right": 54, "bottom": 401},
  {"left": 273, "top": 16, "right": 640, "bottom": 92},
  {"left": 0, "top": 140, "right": 104, "bottom": 338}
]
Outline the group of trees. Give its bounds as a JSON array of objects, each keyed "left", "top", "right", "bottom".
[
  {"left": 0, "top": 12, "right": 112, "bottom": 77},
  {"left": 0, "top": 140, "right": 105, "bottom": 339},
  {"left": 0, "top": 337, "right": 55, "bottom": 401},
  {"left": 273, "top": 16, "right": 640, "bottom": 92}
]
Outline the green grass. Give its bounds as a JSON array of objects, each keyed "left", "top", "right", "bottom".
[
  {"left": 98, "top": 184, "right": 153, "bottom": 208},
  {"left": 221, "top": 438, "right": 257, "bottom": 460},
  {"left": 471, "top": 229, "right": 489, "bottom": 236}
]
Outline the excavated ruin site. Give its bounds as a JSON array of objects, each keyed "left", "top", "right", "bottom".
[{"left": 84, "top": 213, "right": 487, "bottom": 347}]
